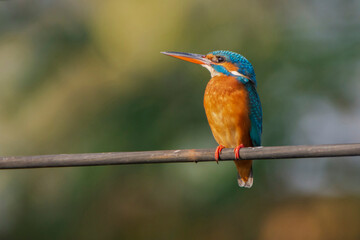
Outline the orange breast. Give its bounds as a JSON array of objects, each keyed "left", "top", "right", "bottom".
[{"left": 203, "top": 75, "right": 252, "bottom": 148}]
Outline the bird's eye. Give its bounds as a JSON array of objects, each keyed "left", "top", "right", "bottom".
[
  {"left": 212, "top": 56, "right": 225, "bottom": 63},
  {"left": 217, "top": 56, "right": 225, "bottom": 62}
]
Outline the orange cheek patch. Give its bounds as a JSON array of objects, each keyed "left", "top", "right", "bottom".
[
  {"left": 205, "top": 55, "right": 239, "bottom": 72},
  {"left": 221, "top": 62, "right": 238, "bottom": 71},
  {"left": 205, "top": 54, "right": 215, "bottom": 60}
]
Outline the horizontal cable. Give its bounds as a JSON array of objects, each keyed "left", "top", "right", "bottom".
[{"left": 0, "top": 143, "right": 359, "bottom": 169}]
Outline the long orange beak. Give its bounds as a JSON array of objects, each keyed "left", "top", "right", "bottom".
[{"left": 161, "top": 51, "right": 211, "bottom": 65}]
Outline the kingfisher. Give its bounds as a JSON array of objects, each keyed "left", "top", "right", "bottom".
[{"left": 162, "top": 50, "right": 262, "bottom": 188}]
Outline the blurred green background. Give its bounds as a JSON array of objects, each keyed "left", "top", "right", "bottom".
[{"left": 1, "top": 0, "right": 360, "bottom": 239}]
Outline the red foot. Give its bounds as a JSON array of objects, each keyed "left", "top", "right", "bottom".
[
  {"left": 215, "top": 145, "right": 225, "bottom": 164},
  {"left": 234, "top": 144, "right": 245, "bottom": 160}
]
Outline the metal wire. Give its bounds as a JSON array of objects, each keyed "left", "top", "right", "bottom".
[{"left": 0, "top": 143, "right": 359, "bottom": 169}]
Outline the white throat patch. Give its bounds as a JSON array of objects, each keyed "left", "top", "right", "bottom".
[{"left": 201, "top": 64, "right": 221, "bottom": 77}]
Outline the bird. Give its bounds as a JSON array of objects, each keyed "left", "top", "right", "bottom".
[{"left": 162, "top": 50, "right": 262, "bottom": 188}]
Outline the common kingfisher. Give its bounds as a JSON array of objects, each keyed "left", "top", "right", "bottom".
[{"left": 162, "top": 50, "right": 262, "bottom": 188}]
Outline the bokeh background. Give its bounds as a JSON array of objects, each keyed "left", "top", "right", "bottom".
[{"left": 1, "top": 0, "right": 360, "bottom": 239}]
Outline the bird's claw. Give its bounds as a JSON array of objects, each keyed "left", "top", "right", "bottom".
[
  {"left": 234, "top": 144, "right": 244, "bottom": 160},
  {"left": 215, "top": 145, "right": 225, "bottom": 164}
]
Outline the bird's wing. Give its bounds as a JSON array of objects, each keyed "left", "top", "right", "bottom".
[{"left": 245, "top": 83, "right": 262, "bottom": 147}]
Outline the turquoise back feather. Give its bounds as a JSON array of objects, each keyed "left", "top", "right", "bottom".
[{"left": 245, "top": 83, "right": 262, "bottom": 146}]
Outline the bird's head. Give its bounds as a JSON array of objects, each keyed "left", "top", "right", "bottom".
[{"left": 162, "top": 50, "right": 256, "bottom": 86}]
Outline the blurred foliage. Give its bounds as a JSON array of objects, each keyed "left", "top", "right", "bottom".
[{"left": 0, "top": 0, "right": 360, "bottom": 239}]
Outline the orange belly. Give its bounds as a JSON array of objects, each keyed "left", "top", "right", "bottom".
[
  {"left": 204, "top": 75, "right": 253, "bottom": 182},
  {"left": 203, "top": 75, "right": 252, "bottom": 148}
]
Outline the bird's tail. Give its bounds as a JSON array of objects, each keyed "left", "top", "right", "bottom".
[{"left": 234, "top": 160, "right": 253, "bottom": 188}]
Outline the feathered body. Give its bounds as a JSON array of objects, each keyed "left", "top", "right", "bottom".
[
  {"left": 162, "top": 50, "right": 262, "bottom": 188},
  {"left": 204, "top": 75, "right": 253, "bottom": 185}
]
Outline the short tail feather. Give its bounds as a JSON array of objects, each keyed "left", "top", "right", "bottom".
[{"left": 237, "top": 167, "right": 253, "bottom": 188}]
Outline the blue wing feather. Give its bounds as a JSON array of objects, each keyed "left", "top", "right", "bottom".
[{"left": 245, "top": 83, "right": 262, "bottom": 146}]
